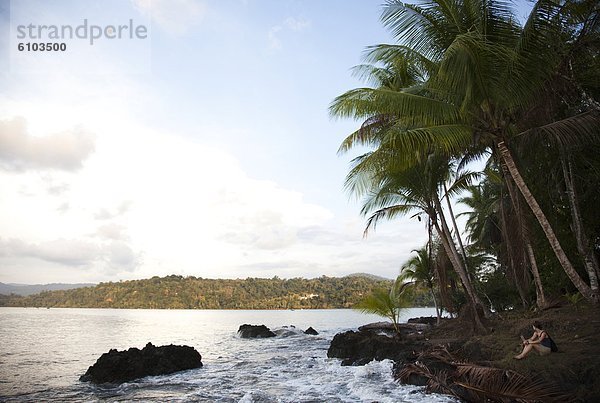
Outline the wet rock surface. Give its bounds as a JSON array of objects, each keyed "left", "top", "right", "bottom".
[
  {"left": 80, "top": 343, "right": 203, "bottom": 384},
  {"left": 238, "top": 324, "right": 276, "bottom": 338},
  {"left": 327, "top": 329, "right": 423, "bottom": 366},
  {"left": 304, "top": 326, "right": 319, "bottom": 335}
]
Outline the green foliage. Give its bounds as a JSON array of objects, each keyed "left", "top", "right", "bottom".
[
  {"left": 479, "top": 269, "right": 521, "bottom": 312},
  {"left": 332, "top": 0, "right": 600, "bottom": 310},
  {"left": 0, "top": 275, "right": 434, "bottom": 310},
  {"left": 353, "top": 279, "right": 411, "bottom": 333},
  {"left": 565, "top": 292, "right": 584, "bottom": 308}
]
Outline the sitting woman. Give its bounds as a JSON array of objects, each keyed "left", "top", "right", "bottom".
[{"left": 514, "top": 321, "right": 553, "bottom": 360}]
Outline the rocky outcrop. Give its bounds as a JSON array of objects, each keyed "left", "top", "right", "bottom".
[
  {"left": 358, "top": 322, "right": 430, "bottom": 339},
  {"left": 238, "top": 324, "right": 276, "bottom": 338},
  {"left": 327, "top": 330, "right": 422, "bottom": 366},
  {"left": 80, "top": 343, "right": 203, "bottom": 384},
  {"left": 407, "top": 316, "right": 437, "bottom": 326},
  {"left": 304, "top": 327, "right": 319, "bottom": 335}
]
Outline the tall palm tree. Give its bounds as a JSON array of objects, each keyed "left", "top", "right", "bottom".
[
  {"left": 332, "top": 0, "right": 600, "bottom": 303},
  {"left": 352, "top": 150, "right": 488, "bottom": 329}
]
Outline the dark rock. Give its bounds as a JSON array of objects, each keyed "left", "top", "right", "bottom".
[
  {"left": 327, "top": 330, "right": 422, "bottom": 366},
  {"left": 238, "top": 324, "right": 276, "bottom": 338},
  {"left": 358, "top": 322, "right": 396, "bottom": 332},
  {"left": 79, "top": 342, "right": 202, "bottom": 384},
  {"left": 358, "top": 321, "right": 429, "bottom": 337},
  {"left": 304, "top": 327, "right": 319, "bottom": 335},
  {"left": 407, "top": 316, "right": 437, "bottom": 326}
]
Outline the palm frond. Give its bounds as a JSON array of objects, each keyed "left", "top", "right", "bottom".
[
  {"left": 455, "top": 364, "right": 571, "bottom": 402},
  {"left": 515, "top": 110, "right": 600, "bottom": 147},
  {"left": 329, "top": 87, "right": 461, "bottom": 126}
]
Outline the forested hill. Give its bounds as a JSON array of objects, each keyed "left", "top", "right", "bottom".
[{"left": 0, "top": 275, "right": 417, "bottom": 310}]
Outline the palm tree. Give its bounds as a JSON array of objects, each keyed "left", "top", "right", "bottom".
[
  {"left": 354, "top": 278, "right": 411, "bottom": 335},
  {"left": 400, "top": 246, "right": 441, "bottom": 324},
  {"left": 352, "top": 150, "right": 488, "bottom": 329},
  {"left": 331, "top": 0, "right": 600, "bottom": 304}
]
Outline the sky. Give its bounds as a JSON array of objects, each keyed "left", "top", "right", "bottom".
[{"left": 0, "top": 0, "right": 533, "bottom": 284}]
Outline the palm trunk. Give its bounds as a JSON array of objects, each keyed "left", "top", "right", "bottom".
[
  {"left": 443, "top": 183, "right": 469, "bottom": 266},
  {"left": 525, "top": 240, "right": 547, "bottom": 309},
  {"left": 433, "top": 218, "right": 486, "bottom": 331},
  {"left": 499, "top": 200, "right": 530, "bottom": 308},
  {"left": 498, "top": 156, "right": 544, "bottom": 308},
  {"left": 434, "top": 195, "right": 485, "bottom": 308},
  {"left": 497, "top": 141, "right": 597, "bottom": 304},
  {"left": 432, "top": 196, "right": 487, "bottom": 331},
  {"left": 430, "top": 288, "right": 441, "bottom": 325},
  {"left": 427, "top": 219, "right": 441, "bottom": 325},
  {"left": 561, "top": 155, "right": 600, "bottom": 292}
]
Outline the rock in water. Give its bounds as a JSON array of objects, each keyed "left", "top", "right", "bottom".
[
  {"left": 237, "top": 324, "right": 276, "bottom": 338},
  {"left": 327, "top": 330, "right": 422, "bottom": 366},
  {"left": 304, "top": 327, "right": 319, "bottom": 335},
  {"left": 80, "top": 343, "right": 203, "bottom": 384}
]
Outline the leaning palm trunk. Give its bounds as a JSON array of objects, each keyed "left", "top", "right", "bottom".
[
  {"left": 498, "top": 162, "right": 534, "bottom": 307},
  {"left": 498, "top": 200, "right": 530, "bottom": 308},
  {"left": 443, "top": 183, "right": 469, "bottom": 267},
  {"left": 525, "top": 241, "right": 547, "bottom": 309},
  {"left": 427, "top": 220, "right": 442, "bottom": 325},
  {"left": 561, "top": 154, "right": 600, "bottom": 291},
  {"left": 434, "top": 195, "right": 485, "bottom": 308},
  {"left": 497, "top": 141, "right": 598, "bottom": 304},
  {"left": 432, "top": 199, "right": 486, "bottom": 331}
]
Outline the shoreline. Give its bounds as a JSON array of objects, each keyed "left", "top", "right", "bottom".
[{"left": 331, "top": 303, "right": 600, "bottom": 402}]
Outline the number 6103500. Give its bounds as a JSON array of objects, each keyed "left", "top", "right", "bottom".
[{"left": 18, "top": 42, "right": 67, "bottom": 51}]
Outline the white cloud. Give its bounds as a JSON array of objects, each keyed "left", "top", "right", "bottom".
[
  {"left": 0, "top": 237, "right": 100, "bottom": 267},
  {"left": 283, "top": 17, "right": 311, "bottom": 32},
  {"left": 94, "top": 201, "right": 133, "bottom": 220},
  {"left": 0, "top": 236, "right": 140, "bottom": 274},
  {"left": 268, "top": 16, "right": 311, "bottom": 50},
  {"left": 132, "top": 0, "right": 207, "bottom": 35},
  {"left": 268, "top": 25, "right": 283, "bottom": 50},
  {"left": 95, "top": 223, "right": 129, "bottom": 241},
  {"left": 0, "top": 117, "right": 95, "bottom": 172}
]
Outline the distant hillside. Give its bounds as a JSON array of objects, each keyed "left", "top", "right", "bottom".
[
  {"left": 345, "top": 273, "right": 392, "bottom": 282},
  {"left": 0, "top": 282, "right": 96, "bottom": 296},
  {"left": 0, "top": 275, "right": 406, "bottom": 309}
]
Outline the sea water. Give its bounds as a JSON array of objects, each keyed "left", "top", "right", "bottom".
[{"left": 0, "top": 307, "right": 455, "bottom": 402}]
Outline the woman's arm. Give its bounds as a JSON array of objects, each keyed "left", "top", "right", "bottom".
[{"left": 528, "top": 331, "right": 547, "bottom": 344}]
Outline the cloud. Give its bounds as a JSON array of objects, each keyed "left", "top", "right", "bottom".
[
  {"left": 94, "top": 201, "right": 133, "bottom": 220},
  {"left": 57, "top": 202, "right": 70, "bottom": 214},
  {"left": 133, "top": 0, "right": 207, "bottom": 35},
  {"left": 0, "top": 237, "right": 140, "bottom": 273},
  {"left": 283, "top": 17, "right": 311, "bottom": 32},
  {"left": 0, "top": 238, "right": 100, "bottom": 267},
  {"left": 268, "top": 16, "right": 311, "bottom": 50},
  {"left": 103, "top": 241, "right": 140, "bottom": 272},
  {"left": 47, "top": 183, "right": 70, "bottom": 196},
  {"left": 95, "top": 223, "right": 129, "bottom": 241},
  {"left": 0, "top": 117, "right": 95, "bottom": 172}
]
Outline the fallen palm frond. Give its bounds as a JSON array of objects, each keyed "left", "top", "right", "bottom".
[
  {"left": 397, "top": 362, "right": 459, "bottom": 398},
  {"left": 396, "top": 345, "right": 573, "bottom": 402},
  {"left": 415, "top": 344, "right": 457, "bottom": 364},
  {"left": 454, "top": 364, "right": 572, "bottom": 403}
]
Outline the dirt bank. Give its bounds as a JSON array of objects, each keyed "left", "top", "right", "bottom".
[{"left": 423, "top": 303, "right": 600, "bottom": 402}]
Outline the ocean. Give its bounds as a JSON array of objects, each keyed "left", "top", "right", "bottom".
[{"left": 0, "top": 307, "right": 455, "bottom": 402}]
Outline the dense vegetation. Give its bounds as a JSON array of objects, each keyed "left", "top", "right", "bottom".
[
  {"left": 333, "top": 0, "right": 600, "bottom": 328},
  {"left": 0, "top": 275, "right": 433, "bottom": 309}
]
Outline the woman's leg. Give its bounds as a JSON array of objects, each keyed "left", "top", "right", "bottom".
[
  {"left": 514, "top": 343, "right": 534, "bottom": 359},
  {"left": 532, "top": 344, "right": 551, "bottom": 356}
]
